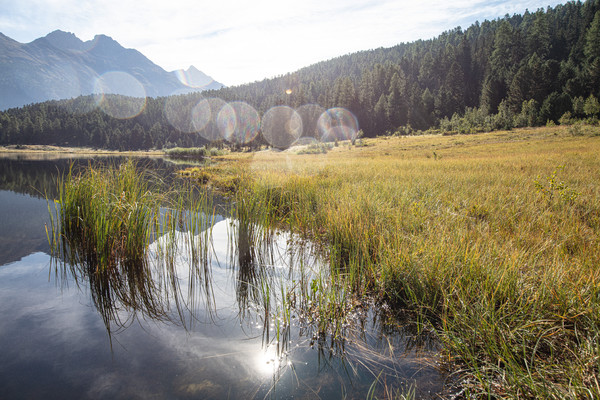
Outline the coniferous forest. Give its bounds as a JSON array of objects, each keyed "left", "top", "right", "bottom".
[{"left": 1, "top": 0, "right": 600, "bottom": 150}]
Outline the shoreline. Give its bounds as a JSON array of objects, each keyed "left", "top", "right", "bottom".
[{"left": 0, "top": 144, "right": 166, "bottom": 157}]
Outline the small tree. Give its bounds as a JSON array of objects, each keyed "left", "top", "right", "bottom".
[
  {"left": 515, "top": 99, "right": 539, "bottom": 127},
  {"left": 492, "top": 100, "right": 514, "bottom": 130},
  {"left": 572, "top": 96, "right": 586, "bottom": 117},
  {"left": 559, "top": 111, "right": 573, "bottom": 126},
  {"left": 583, "top": 94, "right": 600, "bottom": 118},
  {"left": 351, "top": 129, "right": 364, "bottom": 145}
]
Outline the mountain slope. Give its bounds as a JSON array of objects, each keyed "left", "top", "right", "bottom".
[
  {"left": 0, "top": 30, "right": 223, "bottom": 110},
  {"left": 208, "top": 0, "right": 600, "bottom": 135}
]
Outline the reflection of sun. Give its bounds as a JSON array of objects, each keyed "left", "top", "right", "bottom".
[{"left": 255, "top": 348, "right": 281, "bottom": 376}]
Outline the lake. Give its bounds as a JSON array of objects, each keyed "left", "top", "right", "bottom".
[{"left": 0, "top": 154, "right": 447, "bottom": 399}]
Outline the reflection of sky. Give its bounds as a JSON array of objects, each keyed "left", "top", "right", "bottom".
[{"left": 0, "top": 220, "right": 445, "bottom": 399}]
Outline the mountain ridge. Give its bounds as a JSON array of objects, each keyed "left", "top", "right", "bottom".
[{"left": 0, "top": 30, "right": 224, "bottom": 110}]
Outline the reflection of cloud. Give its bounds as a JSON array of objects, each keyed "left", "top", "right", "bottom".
[
  {"left": 0, "top": 253, "right": 109, "bottom": 367},
  {"left": 0, "top": 251, "right": 267, "bottom": 398}
]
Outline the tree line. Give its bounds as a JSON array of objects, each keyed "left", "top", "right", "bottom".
[{"left": 1, "top": 0, "right": 600, "bottom": 150}]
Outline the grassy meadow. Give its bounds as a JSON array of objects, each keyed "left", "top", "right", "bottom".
[{"left": 187, "top": 125, "right": 600, "bottom": 398}]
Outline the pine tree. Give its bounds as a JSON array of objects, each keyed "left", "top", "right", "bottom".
[
  {"left": 373, "top": 93, "right": 390, "bottom": 134},
  {"left": 584, "top": 11, "right": 600, "bottom": 95},
  {"left": 386, "top": 71, "right": 407, "bottom": 128},
  {"left": 528, "top": 10, "right": 552, "bottom": 59}
]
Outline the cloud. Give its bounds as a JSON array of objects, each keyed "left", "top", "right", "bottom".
[{"left": 0, "top": 0, "right": 564, "bottom": 85}]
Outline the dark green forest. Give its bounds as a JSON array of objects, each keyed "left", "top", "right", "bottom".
[{"left": 2, "top": 0, "right": 600, "bottom": 150}]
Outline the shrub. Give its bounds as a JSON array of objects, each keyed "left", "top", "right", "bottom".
[{"left": 559, "top": 111, "right": 573, "bottom": 126}]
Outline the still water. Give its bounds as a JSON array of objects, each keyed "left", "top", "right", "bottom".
[{"left": 0, "top": 154, "right": 447, "bottom": 399}]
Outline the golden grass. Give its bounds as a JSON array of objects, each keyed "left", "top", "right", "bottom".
[{"left": 186, "top": 126, "right": 600, "bottom": 398}]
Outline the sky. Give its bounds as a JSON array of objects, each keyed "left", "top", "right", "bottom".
[{"left": 0, "top": 0, "right": 565, "bottom": 87}]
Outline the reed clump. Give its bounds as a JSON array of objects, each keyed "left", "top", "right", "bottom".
[
  {"left": 218, "top": 126, "right": 600, "bottom": 398},
  {"left": 52, "top": 160, "right": 159, "bottom": 271},
  {"left": 48, "top": 159, "right": 216, "bottom": 333}
]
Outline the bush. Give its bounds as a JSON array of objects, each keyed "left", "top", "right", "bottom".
[
  {"left": 296, "top": 142, "right": 332, "bottom": 155},
  {"left": 439, "top": 107, "right": 489, "bottom": 134},
  {"left": 568, "top": 122, "right": 584, "bottom": 136},
  {"left": 491, "top": 100, "right": 515, "bottom": 130},
  {"left": 584, "top": 94, "right": 600, "bottom": 118},
  {"left": 559, "top": 111, "right": 573, "bottom": 126},
  {"left": 514, "top": 99, "right": 540, "bottom": 127}
]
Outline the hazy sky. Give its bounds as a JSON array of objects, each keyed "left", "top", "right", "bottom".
[{"left": 1, "top": 0, "right": 564, "bottom": 86}]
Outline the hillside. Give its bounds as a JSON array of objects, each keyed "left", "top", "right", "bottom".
[{"left": 211, "top": 0, "right": 600, "bottom": 134}]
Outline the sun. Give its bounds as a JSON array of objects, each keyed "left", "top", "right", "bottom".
[{"left": 254, "top": 347, "right": 282, "bottom": 376}]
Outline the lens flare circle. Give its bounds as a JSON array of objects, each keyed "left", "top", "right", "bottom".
[
  {"left": 194, "top": 97, "right": 229, "bottom": 142},
  {"left": 217, "top": 102, "right": 260, "bottom": 145},
  {"left": 164, "top": 92, "right": 206, "bottom": 133},
  {"left": 261, "top": 106, "right": 303, "bottom": 149},
  {"left": 317, "top": 107, "right": 359, "bottom": 142},
  {"left": 216, "top": 103, "right": 236, "bottom": 141},
  {"left": 297, "top": 104, "right": 326, "bottom": 140},
  {"left": 190, "top": 99, "right": 211, "bottom": 133},
  {"left": 93, "top": 71, "right": 147, "bottom": 119}
]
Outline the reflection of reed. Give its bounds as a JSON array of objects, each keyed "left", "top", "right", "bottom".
[
  {"left": 234, "top": 220, "right": 258, "bottom": 318},
  {"left": 229, "top": 194, "right": 269, "bottom": 320},
  {"left": 228, "top": 190, "right": 444, "bottom": 397},
  {"left": 61, "top": 242, "right": 168, "bottom": 338}
]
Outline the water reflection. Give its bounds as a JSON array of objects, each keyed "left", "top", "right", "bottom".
[
  {"left": 0, "top": 190, "right": 51, "bottom": 265},
  {"left": 0, "top": 156, "right": 447, "bottom": 399},
  {"left": 50, "top": 208, "right": 446, "bottom": 397},
  {"left": 0, "top": 154, "right": 191, "bottom": 198},
  {"left": 0, "top": 155, "right": 222, "bottom": 265}
]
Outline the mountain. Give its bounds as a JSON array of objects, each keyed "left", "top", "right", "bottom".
[
  {"left": 171, "top": 65, "right": 224, "bottom": 92},
  {"left": 1, "top": 1, "right": 599, "bottom": 151},
  {"left": 0, "top": 30, "right": 224, "bottom": 110}
]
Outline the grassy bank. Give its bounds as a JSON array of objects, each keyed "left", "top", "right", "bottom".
[
  {"left": 164, "top": 146, "right": 227, "bottom": 159},
  {"left": 0, "top": 144, "right": 165, "bottom": 156},
  {"left": 187, "top": 126, "right": 600, "bottom": 398}
]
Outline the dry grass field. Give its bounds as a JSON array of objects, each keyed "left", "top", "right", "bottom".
[{"left": 190, "top": 125, "right": 600, "bottom": 398}]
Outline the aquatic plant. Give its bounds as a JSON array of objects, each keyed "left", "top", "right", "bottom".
[
  {"left": 43, "top": 158, "right": 440, "bottom": 399},
  {"left": 47, "top": 159, "right": 217, "bottom": 334}
]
